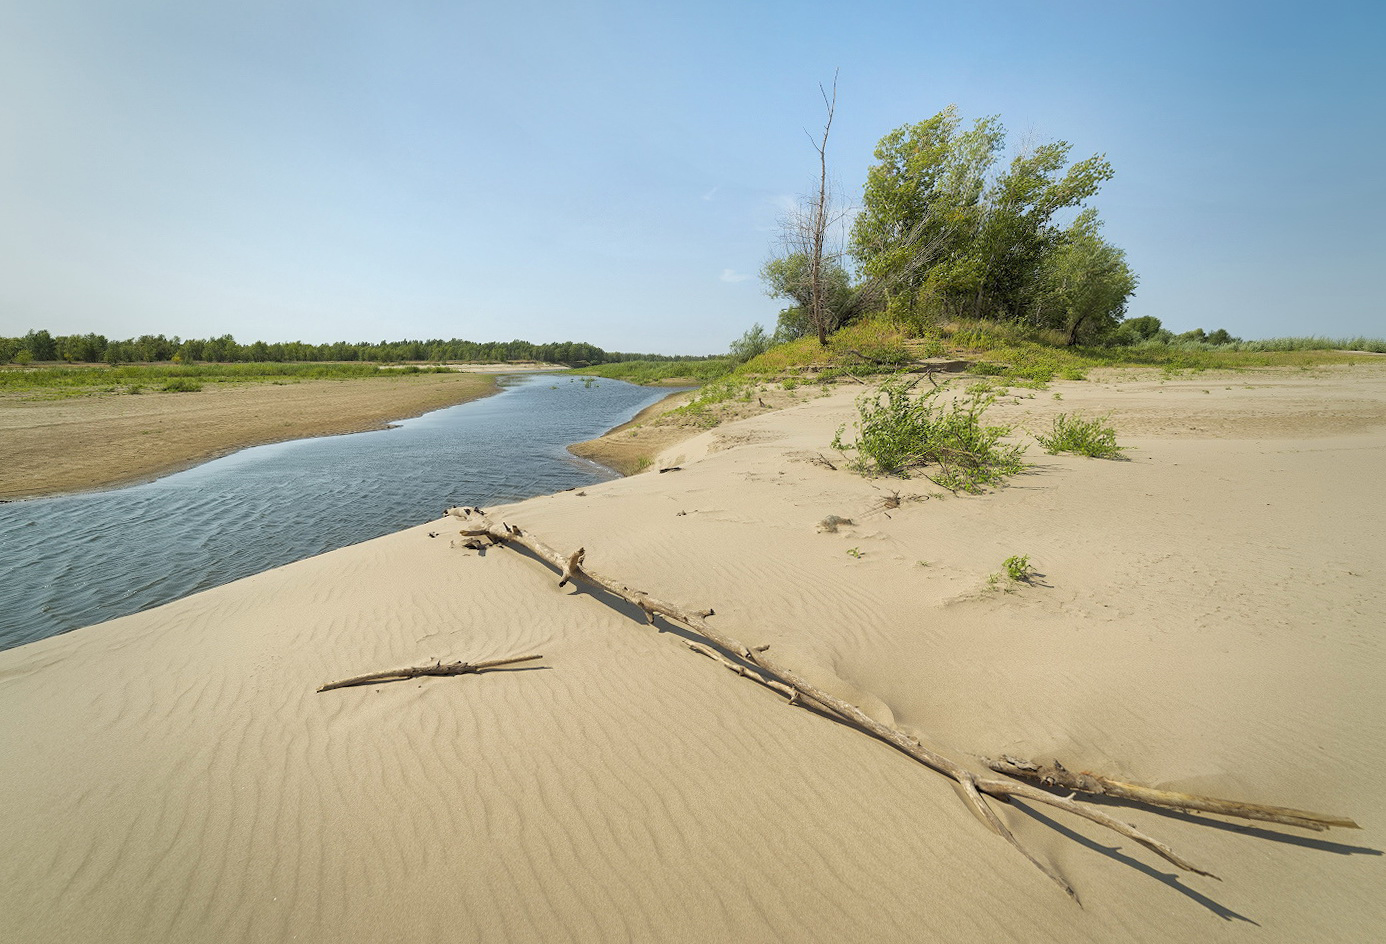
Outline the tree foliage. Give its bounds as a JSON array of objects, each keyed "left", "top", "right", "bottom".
[
  {"left": 850, "top": 106, "right": 1124, "bottom": 332},
  {"left": 0, "top": 332, "right": 706, "bottom": 367},
  {"left": 1032, "top": 209, "right": 1138, "bottom": 344},
  {"left": 761, "top": 253, "right": 855, "bottom": 341},
  {"left": 728, "top": 323, "right": 773, "bottom": 363}
]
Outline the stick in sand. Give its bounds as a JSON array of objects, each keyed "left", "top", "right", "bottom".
[
  {"left": 982, "top": 755, "right": 1359, "bottom": 832},
  {"left": 317, "top": 654, "right": 542, "bottom": 693},
  {"left": 449, "top": 510, "right": 1263, "bottom": 901}
]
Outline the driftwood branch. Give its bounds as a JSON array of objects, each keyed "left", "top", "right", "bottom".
[
  {"left": 959, "top": 772, "right": 1078, "bottom": 902},
  {"left": 317, "top": 654, "right": 542, "bottom": 692},
  {"left": 445, "top": 510, "right": 1306, "bottom": 896},
  {"left": 983, "top": 755, "right": 1359, "bottom": 832}
]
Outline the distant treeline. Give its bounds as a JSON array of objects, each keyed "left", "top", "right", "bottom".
[{"left": 0, "top": 330, "right": 709, "bottom": 367}]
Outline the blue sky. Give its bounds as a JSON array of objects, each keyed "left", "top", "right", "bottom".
[{"left": 1, "top": 0, "right": 1381, "bottom": 354}]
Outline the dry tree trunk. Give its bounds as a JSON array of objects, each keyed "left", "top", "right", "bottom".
[
  {"left": 447, "top": 509, "right": 1352, "bottom": 901},
  {"left": 983, "top": 756, "right": 1358, "bottom": 832}
]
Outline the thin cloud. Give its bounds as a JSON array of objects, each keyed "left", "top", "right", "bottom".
[
  {"left": 719, "top": 268, "right": 751, "bottom": 283},
  {"left": 701, "top": 186, "right": 719, "bottom": 201}
]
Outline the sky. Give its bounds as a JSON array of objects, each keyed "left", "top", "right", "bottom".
[{"left": 1, "top": 0, "right": 1381, "bottom": 355}]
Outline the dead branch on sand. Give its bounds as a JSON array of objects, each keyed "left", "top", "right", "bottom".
[
  {"left": 446, "top": 508, "right": 1357, "bottom": 902},
  {"left": 317, "top": 654, "right": 542, "bottom": 693},
  {"left": 983, "top": 755, "right": 1358, "bottom": 832}
]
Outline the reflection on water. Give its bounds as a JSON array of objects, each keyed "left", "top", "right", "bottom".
[{"left": 0, "top": 374, "right": 672, "bottom": 650}]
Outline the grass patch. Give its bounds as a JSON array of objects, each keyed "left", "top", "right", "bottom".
[
  {"left": 832, "top": 378, "right": 1026, "bottom": 493},
  {"left": 161, "top": 378, "right": 203, "bottom": 393},
  {"left": 567, "top": 359, "right": 733, "bottom": 385},
  {"left": 0, "top": 362, "right": 445, "bottom": 394},
  {"left": 898, "top": 317, "right": 1386, "bottom": 379},
  {"left": 1036, "top": 413, "right": 1125, "bottom": 459}
]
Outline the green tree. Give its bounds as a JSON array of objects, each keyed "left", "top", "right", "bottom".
[
  {"left": 761, "top": 253, "right": 855, "bottom": 340},
  {"left": 728, "top": 323, "right": 772, "bottom": 363},
  {"left": 850, "top": 107, "right": 1002, "bottom": 319},
  {"left": 971, "top": 145, "right": 1114, "bottom": 322},
  {"left": 1032, "top": 209, "right": 1137, "bottom": 345},
  {"left": 1111, "top": 315, "right": 1163, "bottom": 344},
  {"left": 56, "top": 332, "right": 107, "bottom": 362},
  {"left": 850, "top": 108, "right": 1115, "bottom": 327},
  {"left": 22, "top": 329, "right": 58, "bottom": 361}
]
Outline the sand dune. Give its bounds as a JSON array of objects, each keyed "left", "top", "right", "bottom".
[{"left": 1, "top": 365, "right": 1382, "bottom": 942}]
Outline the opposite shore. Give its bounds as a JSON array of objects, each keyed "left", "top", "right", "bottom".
[{"left": 2, "top": 368, "right": 518, "bottom": 500}]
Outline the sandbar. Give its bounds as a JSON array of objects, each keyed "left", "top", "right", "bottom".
[
  {"left": 0, "top": 364, "right": 1381, "bottom": 942},
  {"left": 0, "top": 371, "right": 497, "bottom": 500}
]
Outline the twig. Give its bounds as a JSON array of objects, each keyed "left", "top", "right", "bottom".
[{"left": 317, "top": 654, "right": 542, "bottom": 692}]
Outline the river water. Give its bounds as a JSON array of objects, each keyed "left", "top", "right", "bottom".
[{"left": 0, "top": 373, "right": 675, "bottom": 651}]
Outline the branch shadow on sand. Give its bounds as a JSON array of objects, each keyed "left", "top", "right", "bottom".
[
  {"left": 488, "top": 539, "right": 1365, "bottom": 921},
  {"left": 1067, "top": 791, "right": 1381, "bottom": 857},
  {"left": 1008, "top": 800, "right": 1259, "bottom": 923}
]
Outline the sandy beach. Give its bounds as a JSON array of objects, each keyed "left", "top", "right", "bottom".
[
  {"left": 0, "top": 371, "right": 496, "bottom": 500},
  {"left": 0, "top": 365, "right": 1382, "bottom": 943}
]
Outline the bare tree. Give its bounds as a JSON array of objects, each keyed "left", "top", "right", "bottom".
[
  {"left": 768, "top": 75, "right": 959, "bottom": 344},
  {"left": 766, "top": 73, "right": 849, "bottom": 347},
  {"left": 805, "top": 73, "right": 837, "bottom": 346}
]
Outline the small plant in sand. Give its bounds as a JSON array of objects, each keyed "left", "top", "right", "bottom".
[
  {"left": 845, "top": 547, "right": 862, "bottom": 559},
  {"left": 832, "top": 378, "right": 1026, "bottom": 493},
  {"left": 1035, "top": 412, "right": 1124, "bottom": 459},
  {"left": 1003, "top": 554, "right": 1033, "bottom": 582}
]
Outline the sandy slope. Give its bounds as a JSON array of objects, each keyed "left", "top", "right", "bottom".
[{"left": 1, "top": 366, "right": 1382, "bottom": 943}]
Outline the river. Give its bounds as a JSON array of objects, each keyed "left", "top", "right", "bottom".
[{"left": 0, "top": 373, "right": 676, "bottom": 651}]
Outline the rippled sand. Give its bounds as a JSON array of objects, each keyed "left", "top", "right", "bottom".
[{"left": 1, "top": 365, "right": 1382, "bottom": 942}]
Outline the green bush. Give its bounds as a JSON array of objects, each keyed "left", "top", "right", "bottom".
[
  {"left": 571, "top": 358, "right": 733, "bottom": 385},
  {"left": 1003, "top": 554, "right": 1033, "bottom": 582},
  {"left": 1036, "top": 412, "right": 1124, "bottom": 458},
  {"left": 832, "top": 378, "right": 1026, "bottom": 492},
  {"left": 161, "top": 378, "right": 204, "bottom": 393}
]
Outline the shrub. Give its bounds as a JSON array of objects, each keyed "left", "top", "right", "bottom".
[
  {"left": 729, "top": 323, "right": 773, "bottom": 363},
  {"left": 1036, "top": 412, "right": 1124, "bottom": 458},
  {"left": 1003, "top": 554, "right": 1033, "bottom": 582},
  {"left": 161, "top": 378, "right": 203, "bottom": 393},
  {"left": 832, "top": 378, "right": 1026, "bottom": 492}
]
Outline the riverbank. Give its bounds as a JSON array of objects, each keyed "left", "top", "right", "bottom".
[
  {"left": 0, "top": 364, "right": 1382, "bottom": 942},
  {"left": 0, "top": 372, "right": 497, "bottom": 499},
  {"left": 566, "top": 387, "right": 698, "bottom": 474}
]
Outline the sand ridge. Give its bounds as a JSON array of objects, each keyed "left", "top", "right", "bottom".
[{"left": 0, "top": 365, "right": 1382, "bottom": 942}]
